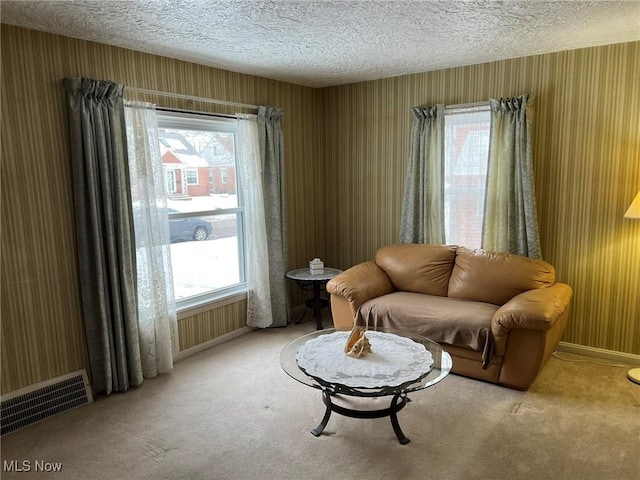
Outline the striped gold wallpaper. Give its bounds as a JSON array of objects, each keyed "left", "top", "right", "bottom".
[
  {"left": 1, "top": 24, "right": 638, "bottom": 395},
  {"left": 322, "top": 42, "right": 640, "bottom": 356},
  {"left": 0, "top": 25, "right": 322, "bottom": 394},
  {"left": 178, "top": 300, "right": 248, "bottom": 352}
]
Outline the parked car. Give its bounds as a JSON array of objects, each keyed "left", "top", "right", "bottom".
[{"left": 168, "top": 208, "right": 212, "bottom": 243}]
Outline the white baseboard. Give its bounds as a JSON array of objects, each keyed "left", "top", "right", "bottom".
[
  {"left": 175, "top": 326, "right": 254, "bottom": 362},
  {"left": 557, "top": 341, "right": 640, "bottom": 365}
]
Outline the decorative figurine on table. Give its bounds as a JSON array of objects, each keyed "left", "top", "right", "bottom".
[{"left": 344, "top": 326, "right": 372, "bottom": 358}]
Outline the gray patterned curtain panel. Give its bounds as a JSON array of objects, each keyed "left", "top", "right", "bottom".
[
  {"left": 483, "top": 95, "right": 542, "bottom": 258},
  {"left": 63, "top": 77, "right": 142, "bottom": 393},
  {"left": 257, "top": 106, "right": 290, "bottom": 327},
  {"left": 399, "top": 105, "right": 446, "bottom": 244}
]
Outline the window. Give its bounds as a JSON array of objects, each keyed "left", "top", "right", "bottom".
[
  {"left": 186, "top": 169, "right": 198, "bottom": 185},
  {"left": 220, "top": 167, "right": 228, "bottom": 184},
  {"left": 158, "top": 112, "right": 245, "bottom": 310},
  {"left": 444, "top": 106, "right": 490, "bottom": 248}
]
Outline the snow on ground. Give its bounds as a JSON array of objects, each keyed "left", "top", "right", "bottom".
[
  {"left": 167, "top": 194, "right": 237, "bottom": 213},
  {"left": 168, "top": 195, "right": 241, "bottom": 300},
  {"left": 171, "top": 236, "right": 240, "bottom": 300}
]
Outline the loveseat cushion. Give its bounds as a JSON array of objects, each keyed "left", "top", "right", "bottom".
[
  {"left": 448, "top": 247, "right": 555, "bottom": 306},
  {"left": 375, "top": 244, "right": 457, "bottom": 297},
  {"left": 356, "top": 291, "right": 499, "bottom": 367}
]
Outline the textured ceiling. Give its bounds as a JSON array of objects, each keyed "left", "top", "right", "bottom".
[{"left": 2, "top": 0, "right": 639, "bottom": 88}]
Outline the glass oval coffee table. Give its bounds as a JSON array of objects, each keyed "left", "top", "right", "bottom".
[{"left": 280, "top": 327, "right": 452, "bottom": 444}]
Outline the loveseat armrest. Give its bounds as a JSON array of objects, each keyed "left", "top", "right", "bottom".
[
  {"left": 326, "top": 261, "right": 394, "bottom": 318},
  {"left": 492, "top": 283, "right": 573, "bottom": 356}
]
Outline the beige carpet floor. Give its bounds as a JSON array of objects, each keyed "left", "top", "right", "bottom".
[{"left": 1, "top": 320, "right": 639, "bottom": 480}]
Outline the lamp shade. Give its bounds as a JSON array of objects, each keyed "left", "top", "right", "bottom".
[{"left": 624, "top": 191, "right": 640, "bottom": 219}]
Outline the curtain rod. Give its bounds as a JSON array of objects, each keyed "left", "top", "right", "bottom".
[
  {"left": 445, "top": 101, "right": 489, "bottom": 110},
  {"left": 156, "top": 106, "right": 237, "bottom": 119},
  {"left": 125, "top": 86, "right": 259, "bottom": 110}
]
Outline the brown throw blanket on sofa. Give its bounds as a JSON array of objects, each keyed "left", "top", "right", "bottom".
[{"left": 356, "top": 292, "right": 498, "bottom": 368}]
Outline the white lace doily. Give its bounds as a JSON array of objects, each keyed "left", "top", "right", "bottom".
[{"left": 296, "top": 331, "right": 434, "bottom": 388}]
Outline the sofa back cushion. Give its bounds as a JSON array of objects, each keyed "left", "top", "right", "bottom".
[
  {"left": 448, "top": 247, "right": 555, "bottom": 305},
  {"left": 375, "top": 244, "right": 457, "bottom": 297}
]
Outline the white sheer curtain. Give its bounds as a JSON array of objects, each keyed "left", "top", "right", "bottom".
[
  {"left": 124, "top": 101, "right": 178, "bottom": 376},
  {"left": 236, "top": 114, "right": 273, "bottom": 328}
]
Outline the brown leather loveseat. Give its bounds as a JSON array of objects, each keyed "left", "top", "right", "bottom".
[{"left": 326, "top": 244, "right": 573, "bottom": 390}]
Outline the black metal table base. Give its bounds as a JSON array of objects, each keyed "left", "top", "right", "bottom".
[
  {"left": 311, "top": 390, "right": 412, "bottom": 445},
  {"left": 291, "top": 280, "right": 329, "bottom": 330}
]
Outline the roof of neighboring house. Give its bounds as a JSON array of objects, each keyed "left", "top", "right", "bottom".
[
  {"left": 199, "top": 133, "right": 235, "bottom": 167},
  {"left": 159, "top": 132, "right": 210, "bottom": 167}
]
